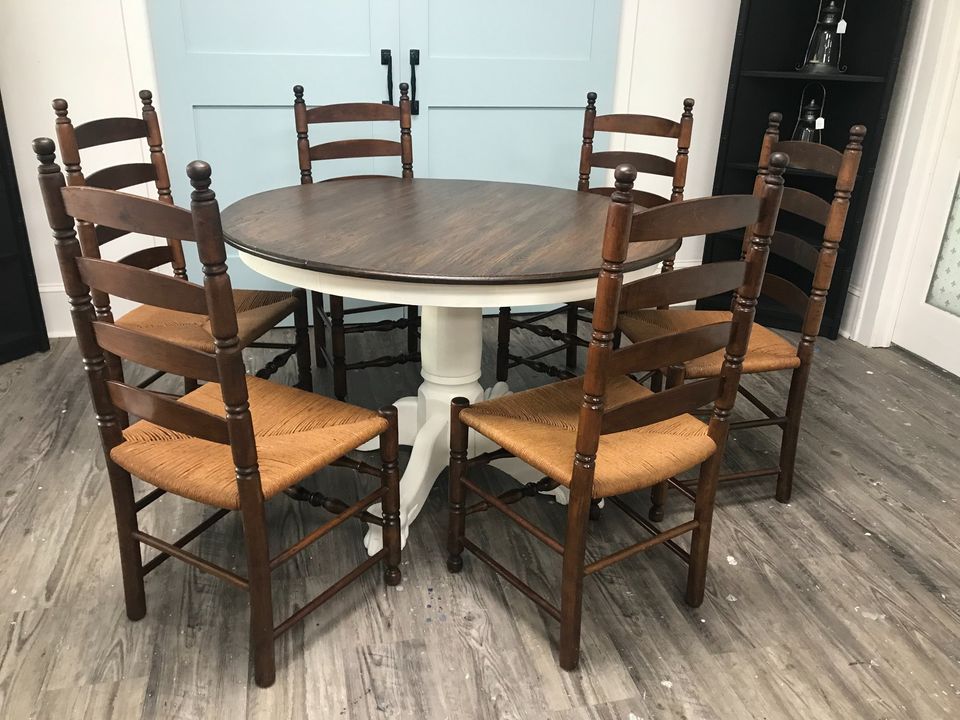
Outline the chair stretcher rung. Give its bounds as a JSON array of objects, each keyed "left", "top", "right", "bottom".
[
  {"left": 135, "top": 522, "right": 246, "bottom": 590},
  {"left": 462, "top": 538, "right": 560, "bottom": 621},
  {"left": 461, "top": 477, "right": 563, "bottom": 554}
]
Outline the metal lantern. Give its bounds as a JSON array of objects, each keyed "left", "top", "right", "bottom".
[
  {"left": 798, "top": 0, "right": 847, "bottom": 74},
  {"left": 792, "top": 84, "right": 827, "bottom": 143}
]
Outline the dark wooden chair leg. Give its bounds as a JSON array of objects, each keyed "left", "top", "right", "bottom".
[
  {"left": 649, "top": 365, "right": 684, "bottom": 521},
  {"left": 330, "top": 294, "right": 347, "bottom": 400},
  {"left": 292, "top": 288, "right": 312, "bottom": 391},
  {"left": 238, "top": 485, "right": 276, "bottom": 688},
  {"left": 685, "top": 451, "right": 722, "bottom": 608},
  {"left": 565, "top": 304, "right": 579, "bottom": 369},
  {"left": 405, "top": 305, "right": 418, "bottom": 356},
  {"left": 559, "top": 480, "right": 592, "bottom": 671},
  {"left": 107, "top": 461, "right": 146, "bottom": 620},
  {"left": 447, "top": 397, "right": 470, "bottom": 573},
  {"left": 776, "top": 361, "right": 811, "bottom": 503},
  {"left": 495, "top": 307, "right": 511, "bottom": 383},
  {"left": 311, "top": 291, "right": 327, "bottom": 369},
  {"left": 379, "top": 406, "right": 402, "bottom": 585}
]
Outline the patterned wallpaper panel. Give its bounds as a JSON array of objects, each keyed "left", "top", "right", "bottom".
[{"left": 927, "top": 174, "right": 960, "bottom": 317}]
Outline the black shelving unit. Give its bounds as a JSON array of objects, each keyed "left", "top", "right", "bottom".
[{"left": 699, "top": 0, "right": 913, "bottom": 338}]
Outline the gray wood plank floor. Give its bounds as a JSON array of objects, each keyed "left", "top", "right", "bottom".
[{"left": 1, "top": 319, "right": 958, "bottom": 719}]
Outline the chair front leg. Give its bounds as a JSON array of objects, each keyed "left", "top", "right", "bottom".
[
  {"left": 106, "top": 460, "right": 146, "bottom": 620},
  {"left": 559, "top": 471, "right": 593, "bottom": 670},
  {"left": 379, "top": 406, "right": 402, "bottom": 585},
  {"left": 447, "top": 398, "right": 470, "bottom": 573},
  {"left": 292, "top": 288, "right": 313, "bottom": 391},
  {"left": 495, "top": 307, "right": 511, "bottom": 383},
  {"left": 311, "top": 291, "right": 327, "bottom": 369},
  {"left": 649, "top": 364, "right": 686, "bottom": 521},
  {"left": 565, "top": 304, "right": 579, "bottom": 369},
  {"left": 686, "top": 450, "right": 722, "bottom": 608},
  {"left": 330, "top": 295, "right": 347, "bottom": 400},
  {"left": 776, "top": 359, "right": 812, "bottom": 503},
  {"left": 238, "top": 482, "right": 276, "bottom": 688}
]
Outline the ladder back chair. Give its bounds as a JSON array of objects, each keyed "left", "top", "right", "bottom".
[
  {"left": 495, "top": 91, "right": 694, "bottom": 382},
  {"left": 294, "top": 83, "right": 419, "bottom": 401},
  {"left": 52, "top": 93, "right": 312, "bottom": 393},
  {"left": 621, "top": 114, "right": 865, "bottom": 519},
  {"left": 448, "top": 157, "right": 787, "bottom": 670},
  {"left": 35, "top": 140, "right": 402, "bottom": 688}
]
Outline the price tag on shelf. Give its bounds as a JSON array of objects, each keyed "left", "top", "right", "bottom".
[
  {"left": 837, "top": 19, "right": 848, "bottom": 34},
  {"left": 815, "top": 117, "right": 826, "bottom": 130}
]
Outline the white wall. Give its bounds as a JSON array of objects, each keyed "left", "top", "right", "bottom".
[
  {"left": 0, "top": 0, "right": 156, "bottom": 336},
  {"left": 613, "top": 0, "right": 742, "bottom": 270}
]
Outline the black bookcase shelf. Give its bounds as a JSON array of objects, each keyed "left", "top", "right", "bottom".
[{"left": 699, "top": 0, "right": 913, "bottom": 338}]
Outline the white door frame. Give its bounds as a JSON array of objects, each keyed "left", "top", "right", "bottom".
[{"left": 842, "top": 0, "right": 960, "bottom": 347}]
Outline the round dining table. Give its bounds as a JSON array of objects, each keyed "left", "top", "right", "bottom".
[{"left": 221, "top": 177, "right": 680, "bottom": 555}]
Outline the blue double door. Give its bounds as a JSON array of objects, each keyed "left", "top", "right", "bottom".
[{"left": 148, "top": 1, "right": 622, "bottom": 289}]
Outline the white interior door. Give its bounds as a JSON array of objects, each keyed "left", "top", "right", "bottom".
[{"left": 892, "top": 39, "right": 960, "bottom": 376}]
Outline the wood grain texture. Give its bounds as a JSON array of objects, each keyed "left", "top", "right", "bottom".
[
  {"left": 1, "top": 323, "right": 959, "bottom": 718},
  {"left": 221, "top": 179, "right": 680, "bottom": 284}
]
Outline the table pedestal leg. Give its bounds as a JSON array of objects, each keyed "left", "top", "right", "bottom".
[{"left": 364, "top": 307, "right": 484, "bottom": 555}]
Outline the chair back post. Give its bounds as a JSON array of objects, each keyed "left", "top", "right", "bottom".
[
  {"left": 293, "top": 85, "right": 313, "bottom": 184},
  {"left": 577, "top": 92, "right": 598, "bottom": 192},
  {"left": 186, "top": 162, "right": 260, "bottom": 496},
  {"left": 741, "top": 112, "right": 782, "bottom": 257},
  {"left": 399, "top": 83, "right": 413, "bottom": 178},
  {"left": 711, "top": 152, "right": 788, "bottom": 444},
  {"left": 800, "top": 124, "right": 865, "bottom": 353},
  {"left": 572, "top": 164, "right": 637, "bottom": 495},
  {"left": 660, "top": 97, "right": 695, "bottom": 275},
  {"left": 140, "top": 90, "right": 187, "bottom": 279},
  {"left": 34, "top": 138, "right": 125, "bottom": 445}
]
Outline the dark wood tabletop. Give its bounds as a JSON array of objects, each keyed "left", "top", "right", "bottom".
[{"left": 221, "top": 178, "right": 680, "bottom": 285}]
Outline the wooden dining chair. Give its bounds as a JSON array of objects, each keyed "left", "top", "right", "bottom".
[
  {"left": 293, "top": 83, "right": 419, "bottom": 400},
  {"left": 495, "top": 91, "right": 694, "bottom": 383},
  {"left": 621, "top": 115, "right": 865, "bottom": 519},
  {"left": 448, "top": 156, "right": 787, "bottom": 670},
  {"left": 52, "top": 92, "right": 312, "bottom": 392},
  {"left": 34, "top": 139, "right": 401, "bottom": 688}
]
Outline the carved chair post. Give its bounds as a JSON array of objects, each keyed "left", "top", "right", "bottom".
[
  {"left": 34, "top": 137, "right": 146, "bottom": 619},
  {"left": 686, "top": 153, "right": 787, "bottom": 606},
  {"left": 559, "top": 164, "right": 636, "bottom": 670}
]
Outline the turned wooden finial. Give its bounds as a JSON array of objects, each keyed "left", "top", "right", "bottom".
[
  {"left": 187, "top": 159, "right": 213, "bottom": 199},
  {"left": 33, "top": 137, "right": 57, "bottom": 167},
  {"left": 848, "top": 124, "right": 867, "bottom": 148},
  {"left": 52, "top": 98, "right": 69, "bottom": 118},
  {"left": 683, "top": 97, "right": 695, "bottom": 116},
  {"left": 293, "top": 85, "right": 304, "bottom": 103},
  {"left": 586, "top": 91, "right": 597, "bottom": 108},
  {"left": 612, "top": 164, "right": 637, "bottom": 203},
  {"left": 139, "top": 89, "right": 154, "bottom": 110},
  {"left": 767, "top": 111, "right": 782, "bottom": 134},
  {"left": 767, "top": 151, "right": 788, "bottom": 182},
  {"left": 399, "top": 82, "right": 409, "bottom": 98}
]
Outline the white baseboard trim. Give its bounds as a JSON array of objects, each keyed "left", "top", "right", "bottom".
[{"left": 838, "top": 283, "right": 865, "bottom": 341}]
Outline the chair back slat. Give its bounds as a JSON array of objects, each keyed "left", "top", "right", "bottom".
[
  {"left": 106, "top": 381, "right": 229, "bottom": 445},
  {"left": 309, "top": 138, "right": 403, "bottom": 162},
  {"left": 85, "top": 162, "right": 157, "bottom": 191},
  {"left": 74, "top": 117, "right": 148, "bottom": 149},
  {"left": 770, "top": 230, "right": 820, "bottom": 273},
  {"left": 772, "top": 140, "right": 843, "bottom": 175},
  {"left": 305, "top": 102, "right": 401, "bottom": 124},
  {"left": 590, "top": 150, "right": 676, "bottom": 177},
  {"left": 606, "top": 321, "right": 732, "bottom": 378},
  {"left": 95, "top": 225, "right": 128, "bottom": 246},
  {"left": 618, "top": 261, "right": 746, "bottom": 311},
  {"left": 600, "top": 378, "right": 722, "bottom": 435},
  {"left": 780, "top": 187, "right": 831, "bottom": 226},
  {"left": 77, "top": 257, "right": 207, "bottom": 315},
  {"left": 92, "top": 321, "right": 220, "bottom": 382},
  {"left": 118, "top": 245, "right": 175, "bottom": 270},
  {"left": 761, "top": 274, "right": 810, "bottom": 319},
  {"left": 587, "top": 186, "right": 671, "bottom": 208},
  {"left": 629, "top": 195, "right": 761, "bottom": 243},
  {"left": 62, "top": 186, "right": 195, "bottom": 241},
  {"left": 594, "top": 113, "right": 681, "bottom": 138}
]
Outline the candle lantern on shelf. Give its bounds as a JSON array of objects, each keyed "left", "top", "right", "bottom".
[
  {"left": 797, "top": 0, "right": 847, "bottom": 74},
  {"left": 791, "top": 83, "right": 827, "bottom": 143}
]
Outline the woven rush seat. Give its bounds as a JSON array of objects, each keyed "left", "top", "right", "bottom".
[
  {"left": 460, "top": 375, "right": 716, "bottom": 498},
  {"left": 112, "top": 375, "right": 387, "bottom": 509},
  {"left": 619, "top": 309, "right": 801, "bottom": 379},
  {"left": 116, "top": 289, "right": 298, "bottom": 353}
]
